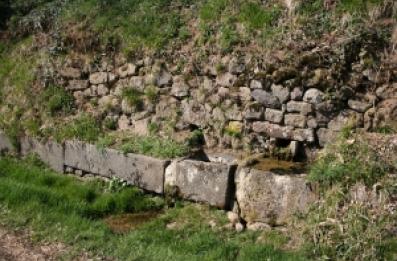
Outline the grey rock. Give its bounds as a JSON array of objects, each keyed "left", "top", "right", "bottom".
[
  {"left": 157, "top": 70, "right": 173, "bottom": 87},
  {"left": 117, "top": 63, "right": 137, "bottom": 78},
  {"left": 250, "top": 80, "right": 263, "bottom": 89},
  {"left": 307, "top": 116, "right": 318, "bottom": 129},
  {"left": 284, "top": 114, "right": 307, "bottom": 128},
  {"left": 182, "top": 101, "right": 208, "bottom": 128},
  {"left": 348, "top": 99, "right": 372, "bottom": 113},
  {"left": 20, "top": 137, "right": 64, "bottom": 173},
  {"left": 328, "top": 110, "right": 364, "bottom": 131},
  {"left": 252, "top": 122, "right": 314, "bottom": 142},
  {"left": 286, "top": 101, "right": 313, "bottom": 115},
  {"left": 129, "top": 76, "right": 145, "bottom": 92},
  {"left": 171, "top": 76, "right": 190, "bottom": 98},
  {"left": 165, "top": 160, "right": 236, "bottom": 208},
  {"left": 60, "top": 67, "right": 81, "bottom": 79},
  {"left": 317, "top": 128, "right": 338, "bottom": 147},
  {"left": 265, "top": 109, "right": 284, "bottom": 124},
  {"left": 64, "top": 141, "right": 168, "bottom": 193},
  {"left": 291, "top": 87, "right": 303, "bottom": 100},
  {"left": 97, "top": 84, "right": 109, "bottom": 96},
  {"left": 235, "top": 168, "right": 316, "bottom": 225},
  {"left": 67, "top": 80, "right": 89, "bottom": 91},
  {"left": 303, "top": 88, "right": 324, "bottom": 105},
  {"left": 246, "top": 222, "right": 271, "bottom": 231},
  {"left": 89, "top": 72, "right": 109, "bottom": 85},
  {"left": 251, "top": 90, "right": 281, "bottom": 109},
  {"left": 271, "top": 84, "right": 290, "bottom": 104},
  {"left": 239, "top": 87, "right": 251, "bottom": 101}
]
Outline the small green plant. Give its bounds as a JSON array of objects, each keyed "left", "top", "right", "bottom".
[
  {"left": 42, "top": 85, "right": 74, "bottom": 116},
  {"left": 224, "top": 125, "right": 242, "bottom": 139},
  {"left": 103, "top": 117, "right": 118, "bottom": 131},
  {"left": 144, "top": 85, "right": 159, "bottom": 103},
  {"left": 119, "top": 135, "right": 189, "bottom": 159},
  {"left": 148, "top": 122, "right": 160, "bottom": 135},
  {"left": 96, "top": 135, "right": 115, "bottom": 151},
  {"left": 308, "top": 131, "right": 386, "bottom": 188},
  {"left": 186, "top": 129, "right": 204, "bottom": 147},
  {"left": 106, "top": 177, "right": 127, "bottom": 193},
  {"left": 122, "top": 88, "right": 143, "bottom": 109},
  {"left": 55, "top": 114, "right": 102, "bottom": 143},
  {"left": 239, "top": 3, "right": 282, "bottom": 30},
  {"left": 373, "top": 124, "right": 396, "bottom": 134}
]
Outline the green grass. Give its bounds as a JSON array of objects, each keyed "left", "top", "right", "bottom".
[
  {"left": 0, "top": 156, "right": 307, "bottom": 260},
  {"left": 52, "top": 114, "right": 102, "bottom": 143},
  {"left": 41, "top": 84, "right": 74, "bottom": 116},
  {"left": 308, "top": 128, "right": 387, "bottom": 188},
  {"left": 121, "top": 88, "right": 143, "bottom": 109},
  {"left": 119, "top": 134, "right": 190, "bottom": 159}
]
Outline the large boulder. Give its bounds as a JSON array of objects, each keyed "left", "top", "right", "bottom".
[
  {"left": 64, "top": 141, "right": 168, "bottom": 193},
  {"left": 20, "top": 137, "right": 64, "bottom": 173},
  {"left": 235, "top": 167, "right": 317, "bottom": 225},
  {"left": 165, "top": 160, "right": 236, "bottom": 208}
]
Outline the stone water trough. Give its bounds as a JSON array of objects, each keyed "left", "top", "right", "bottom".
[{"left": 0, "top": 131, "right": 318, "bottom": 225}]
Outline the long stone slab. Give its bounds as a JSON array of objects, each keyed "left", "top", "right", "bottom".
[
  {"left": 20, "top": 136, "right": 64, "bottom": 173},
  {"left": 165, "top": 159, "right": 236, "bottom": 208},
  {"left": 235, "top": 167, "right": 317, "bottom": 225},
  {"left": 0, "top": 131, "right": 14, "bottom": 154},
  {"left": 64, "top": 141, "right": 168, "bottom": 193}
]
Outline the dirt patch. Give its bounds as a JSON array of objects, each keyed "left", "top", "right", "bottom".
[
  {"left": 0, "top": 226, "right": 68, "bottom": 261},
  {"left": 0, "top": 226, "right": 103, "bottom": 261}
]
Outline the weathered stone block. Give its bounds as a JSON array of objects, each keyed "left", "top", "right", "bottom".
[
  {"left": 286, "top": 101, "right": 313, "bottom": 115},
  {"left": 20, "top": 137, "right": 64, "bottom": 173},
  {"left": 284, "top": 114, "right": 307, "bottom": 128},
  {"left": 271, "top": 84, "right": 290, "bottom": 104},
  {"left": 252, "top": 122, "right": 314, "bottom": 142},
  {"left": 348, "top": 99, "right": 372, "bottom": 113},
  {"left": 67, "top": 80, "right": 89, "bottom": 91},
  {"left": 165, "top": 160, "right": 236, "bottom": 208},
  {"left": 251, "top": 90, "right": 281, "bottom": 109},
  {"left": 235, "top": 167, "right": 316, "bottom": 225},
  {"left": 265, "top": 109, "right": 284, "bottom": 123},
  {"left": 64, "top": 141, "right": 168, "bottom": 193}
]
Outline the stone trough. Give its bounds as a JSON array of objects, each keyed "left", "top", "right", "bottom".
[{"left": 1, "top": 132, "right": 318, "bottom": 227}]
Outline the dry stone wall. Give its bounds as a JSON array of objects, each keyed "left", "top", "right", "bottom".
[{"left": 56, "top": 44, "right": 397, "bottom": 153}]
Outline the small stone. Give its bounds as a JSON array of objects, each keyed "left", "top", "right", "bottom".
[
  {"left": 67, "top": 80, "right": 89, "bottom": 91},
  {"left": 203, "top": 77, "right": 214, "bottom": 90},
  {"left": 235, "top": 222, "right": 245, "bottom": 233},
  {"left": 286, "top": 101, "right": 313, "bottom": 115},
  {"left": 265, "top": 108, "right": 284, "bottom": 123},
  {"left": 246, "top": 222, "right": 271, "bottom": 231},
  {"left": 251, "top": 89, "right": 281, "bottom": 109},
  {"left": 60, "top": 67, "right": 81, "bottom": 79},
  {"left": 303, "top": 88, "right": 324, "bottom": 105},
  {"left": 216, "top": 73, "right": 237, "bottom": 87},
  {"left": 89, "top": 72, "right": 108, "bottom": 85},
  {"left": 171, "top": 76, "right": 190, "bottom": 98},
  {"left": 239, "top": 87, "right": 251, "bottom": 101},
  {"left": 117, "top": 63, "right": 137, "bottom": 78},
  {"left": 250, "top": 79, "right": 263, "bottom": 89},
  {"left": 348, "top": 99, "right": 372, "bottom": 113},
  {"left": 291, "top": 87, "right": 303, "bottom": 100},
  {"left": 284, "top": 114, "right": 307, "bottom": 128},
  {"left": 227, "top": 211, "right": 239, "bottom": 225},
  {"left": 208, "top": 220, "right": 217, "bottom": 228},
  {"left": 97, "top": 84, "right": 109, "bottom": 96},
  {"left": 272, "top": 67, "right": 297, "bottom": 83},
  {"left": 166, "top": 222, "right": 178, "bottom": 230},
  {"left": 129, "top": 76, "right": 145, "bottom": 92},
  {"left": 271, "top": 84, "right": 290, "bottom": 104},
  {"left": 157, "top": 70, "right": 173, "bottom": 87},
  {"left": 118, "top": 115, "right": 131, "bottom": 130}
]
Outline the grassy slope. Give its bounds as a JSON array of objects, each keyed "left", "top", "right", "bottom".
[{"left": 0, "top": 156, "right": 306, "bottom": 260}]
